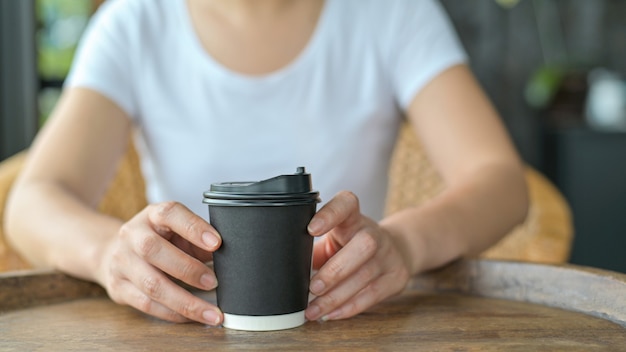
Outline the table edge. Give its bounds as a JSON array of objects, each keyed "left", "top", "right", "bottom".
[
  {"left": 2, "top": 259, "right": 625, "bottom": 328},
  {"left": 409, "top": 259, "right": 626, "bottom": 328}
]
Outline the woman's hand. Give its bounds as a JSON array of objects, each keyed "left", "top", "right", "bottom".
[
  {"left": 97, "top": 201, "right": 223, "bottom": 325},
  {"left": 305, "top": 191, "right": 413, "bottom": 321}
]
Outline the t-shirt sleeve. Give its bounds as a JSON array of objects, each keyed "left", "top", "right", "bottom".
[
  {"left": 382, "top": 0, "right": 468, "bottom": 110},
  {"left": 64, "top": 0, "right": 138, "bottom": 119}
]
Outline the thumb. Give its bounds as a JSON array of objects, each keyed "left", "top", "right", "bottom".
[{"left": 308, "top": 191, "right": 362, "bottom": 245}]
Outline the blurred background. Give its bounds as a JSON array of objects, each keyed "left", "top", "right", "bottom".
[{"left": 1, "top": 0, "right": 625, "bottom": 272}]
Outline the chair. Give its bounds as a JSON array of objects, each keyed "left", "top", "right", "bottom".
[
  {"left": 386, "top": 123, "right": 573, "bottom": 263},
  {"left": 0, "top": 125, "right": 574, "bottom": 272},
  {"left": 0, "top": 141, "right": 147, "bottom": 272}
]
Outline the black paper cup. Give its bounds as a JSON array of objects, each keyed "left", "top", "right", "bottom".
[{"left": 202, "top": 167, "right": 320, "bottom": 331}]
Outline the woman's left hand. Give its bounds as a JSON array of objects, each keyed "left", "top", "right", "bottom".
[{"left": 304, "top": 191, "right": 413, "bottom": 321}]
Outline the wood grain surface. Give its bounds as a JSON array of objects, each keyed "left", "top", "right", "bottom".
[{"left": 1, "top": 260, "right": 624, "bottom": 351}]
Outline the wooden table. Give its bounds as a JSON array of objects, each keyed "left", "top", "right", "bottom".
[{"left": 1, "top": 260, "right": 625, "bottom": 351}]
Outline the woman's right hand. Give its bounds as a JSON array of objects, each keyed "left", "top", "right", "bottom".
[{"left": 96, "top": 201, "right": 223, "bottom": 325}]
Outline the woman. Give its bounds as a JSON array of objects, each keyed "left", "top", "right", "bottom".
[{"left": 5, "top": 0, "right": 528, "bottom": 326}]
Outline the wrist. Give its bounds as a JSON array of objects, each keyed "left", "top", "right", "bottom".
[
  {"left": 91, "top": 233, "right": 117, "bottom": 287},
  {"left": 379, "top": 205, "right": 465, "bottom": 275},
  {"left": 379, "top": 216, "right": 426, "bottom": 276}
]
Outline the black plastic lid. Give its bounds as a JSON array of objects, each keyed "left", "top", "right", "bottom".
[{"left": 203, "top": 167, "right": 320, "bottom": 206}]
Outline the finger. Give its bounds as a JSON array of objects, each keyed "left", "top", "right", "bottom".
[
  {"left": 111, "top": 278, "right": 191, "bottom": 323},
  {"left": 125, "top": 256, "right": 223, "bottom": 325},
  {"left": 307, "top": 191, "right": 361, "bottom": 238},
  {"left": 306, "top": 258, "right": 382, "bottom": 321},
  {"left": 147, "top": 202, "right": 221, "bottom": 252},
  {"left": 314, "top": 280, "right": 384, "bottom": 322},
  {"left": 318, "top": 270, "right": 409, "bottom": 321},
  {"left": 309, "top": 229, "right": 379, "bottom": 296},
  {"left": 170, "top": 234, "right": 214, "bottom": 263},
  {"left": 106, "top": 255, "right": 191, "bottom": 323},
  {"left": 125, "top": 225, "right": 217, "bottom": 291}
]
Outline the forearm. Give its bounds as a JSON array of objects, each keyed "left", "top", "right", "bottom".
[
  {"left": 5, "top": 181, "right": 122, "bottom": 282},
  {"left": 379, "top": 162, "right": 528, "bottom": 275}
]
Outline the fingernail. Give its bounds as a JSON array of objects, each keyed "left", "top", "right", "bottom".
[
  {"left": 310, "top": 279, "right": 325, "bottom": 295},
  {"left": 307, "top": 218, "right": 324, "bottom": 234},
  {"left": 200, "top": 274, "right": 217, "bottom": 290},
  {"left": 203, "top": 310, "right": 221, "bottom": 326},
  {"left": 322, "top": 309, "right": 341, "bottom": 321},
  {"left": 306, "top": 304, "right": 321, "bottom": 321},
  {"left": 202, "top": 232, "right": 219, "bottom": 249}
]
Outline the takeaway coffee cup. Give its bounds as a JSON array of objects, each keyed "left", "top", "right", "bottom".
[{"left": 202, "top": 167, "right": 320, "bottom": 331}]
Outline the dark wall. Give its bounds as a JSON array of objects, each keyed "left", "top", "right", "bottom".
[
  {"left": 0, "top": 0, "right": 38, "bottom": 160},
  {"left": 440, "top": 0, "right": 626, "bottom": 167}
]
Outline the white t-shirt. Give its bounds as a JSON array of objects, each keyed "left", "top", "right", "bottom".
[{"left": 66, "top": 0, "right": 466, "bottom": 220}]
